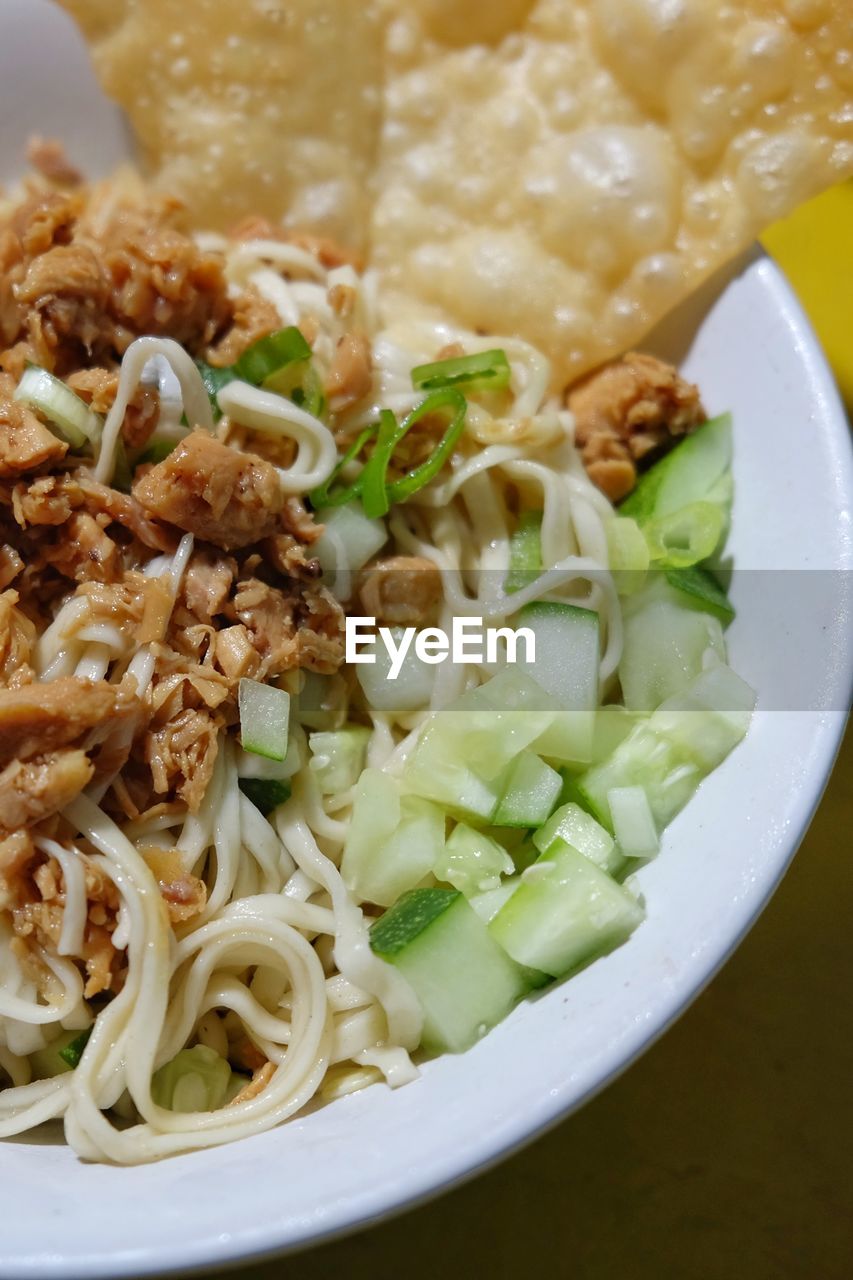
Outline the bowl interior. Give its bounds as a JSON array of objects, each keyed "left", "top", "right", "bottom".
[{"left": 1, "top": 4, "right": 852, "bottom": 1277}]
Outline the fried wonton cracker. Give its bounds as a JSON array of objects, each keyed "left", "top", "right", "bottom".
[
  {"left": 60, "top": 0, "right": 853, "bottom": 387},
  {"left": 58, "top": 0, "right": 385, "bottom": 250}
]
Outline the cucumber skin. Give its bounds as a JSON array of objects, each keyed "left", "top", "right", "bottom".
[
  {"left": 619, "top": 413, "right": 732, "bottom": 524},
  {"left": 371, "top": 889, "right": 537, "bottom": 1052},
  {"left": 370, "top": 888, "right": 460, "bottom": 958}
]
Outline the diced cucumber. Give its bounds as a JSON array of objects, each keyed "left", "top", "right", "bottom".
[
  {"left": 403, "top": 670, "right": 554, "bottom": 820},
  {"left": 341, "top": 769, "right": 445, "bottom": 907},
  {"left": 312, "top": 500, "right": 387, "bottom": 576},
  {"left": 514, "top": 602, "right": 599, "bottom": 764},
  {"left": 435, "top": 823, "right": 514, "bottom": 896},
  {"left": 308, "top": 727, "right": 370, "bottom": 795},
  {"left": 469, "top": 877, "right": 521, "bottom": 924},
  {"left": 356, "top": 626, "right": 436, "bottom": 714},
  {"left": 619, "top": 598, "right": 725, "bottom": 712},
  {"left": 620, "top": 414, "right": 732, "bottom": 523},
  {"left": 516, "top": 601, "right": 600, "bottom": 711},
  {"left": 531, "top": 802, "right": 624, "bottom": 876},
  {"left": 295, "top": 670, "right": 346, "bottom": 731},
  {"left": 505, "top": 510, "right": 543, "bottom": 594},
  {"left": 370, "top": 888, "right": 535, "bottom": 1052},
  {"left": 575, "top": 662, "right": 754, "bottom": 833},
  {"left": 493, "top": 751, "right": 562, "bottom": 828},
  {"left": 590, "top": 705, "right": 644, "bottom": 762},
  {"left": 237, "top": 776, "right": 292, "bottom": 815},
  {"left": 238, "top": 679, "right": 290, "bottom": 761},
  {"left": 151, "top": 1045, "right": 232, "bottom": 1114},
  {"left": 607, "top": 785, "right": 660, "bottom": 858},
  {"left": 489, "top": 844, "right": 644, "bottom": 977}
]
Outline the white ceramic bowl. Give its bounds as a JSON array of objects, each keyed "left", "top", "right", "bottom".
[{"left": 1, "top": 5, "right": 852, "bottom": 1277}]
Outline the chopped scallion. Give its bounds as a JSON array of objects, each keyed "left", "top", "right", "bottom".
[
  {"left": 14, "top": 367, "right": 102, "bottom": 449},
  {"left": 193, "top": 359, "right": 233, "bottom": 422},
  {"left": 58, "top": 1027, "right": 91, "bottom": 1070},
  {"left": 383, "top": 390, "right": 467, "bottom": 508},
  {"left": 234, "top": 326, "right": 311, "bottom": 386},
  {"left": 308, "top": 424, "right": 377, "bottom": 509},
  {"left": 411, "top": 348, "right": 511, "bottom": 393}
]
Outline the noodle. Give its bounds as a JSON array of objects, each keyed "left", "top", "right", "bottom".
[{"left": 0, "top": 185, "right": 651, "bottom": 1164}]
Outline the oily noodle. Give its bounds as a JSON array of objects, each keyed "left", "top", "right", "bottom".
[{"left": 0, "top": 234, "right": 621, "bottom": 1162}]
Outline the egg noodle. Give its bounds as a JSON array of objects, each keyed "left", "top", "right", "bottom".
[{"left": 0, "top": 234, "right": 622, "bottom": 1162}]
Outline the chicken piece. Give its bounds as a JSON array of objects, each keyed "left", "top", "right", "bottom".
[
  {"left": 0, "top": 748, "right": 93, "bottom": 832},
  {"left": 8, "top": 190, "right": 80, "bottom": 259},
  {"left": 26, "top": 137, "right": 83, "bottom": 188},
  {"left": 145, "top": 705, "right": 221, "bottom": 812},
  {"left": 0, "top": 545, "right": 23, "bottom": 590},
  {"left": 13, "top": 242, "right": 109, "bottom": 352},
  {"left": 0, "top": 676, "right": 134, "bottom": 765},
  {"left": 324, "top": 333, "right": 372, "bottom": 411},
  {"left": 50, "top": 510, "right": 121, "bottom": 584},
  {"left": 214, "top": 625, "right": 261, "bottom": 682},
  {"left": 67, "top": 367, "right": 159, "bottom": 449},
  {"left": 0, "top": 373, "right": 68, "bottom": 477},
  {"left": 262, "top": 533, "right": 321, "bottom": 582},
  {"left": 205, "top": 286, "right": 279, "bottom": 368},
  {"left": 134, "top": 430, "right": 284, "bottom": 551},
  {"left": 10, "top": 849, "right": 123, "bottom": 997},
  {"left": 141, "top": 846, "right": 207, "bottom": 925},
  {"left": 228, "top": 578, "right": 344, "bottom": 676},
  {"left": 567, "top": 352, "right": 705, "bottom": 503},
  {"left": 0, "top": 590, "right": 35, "bottom": 685},
  {"left": 358, "top": 556, "right": 443, "bottom": 626},
  {"left": 0, "top": 830, "right": 35, "bottom": 909},
  {"left": 181, "top": 549, "right": 236, "bottom": 622},
  {"left": 100, "top": 214, "right": 231, "bottom": 354}
]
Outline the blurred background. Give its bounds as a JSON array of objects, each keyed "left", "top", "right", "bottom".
[{"left": 209, "top": 183, "right": 853, "bottom": 1280}]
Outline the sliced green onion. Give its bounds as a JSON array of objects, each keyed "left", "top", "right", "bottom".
[
  {"left": 665, "top": 565, "right": 735, "bottom": 626},
  {"left": 58, "top": 1027, "right": 92, "bottom": 1069},
  {"left": 644, "top": 501, "right": 725, "bottom": 568},
  {"left": 384, "top": 389, "right": 467, "bottom": 509},
  {"left": 265, "top": 361, "right": 325, "bottom": 418},
  {"left": 308, "top": 424, "right": 377, "bottom": 509},
  {"left": 14, "top": 367, "right": 102, "bottom": 449},
  {"left": 112, "top": 439, "right": 133, "bottom": 493},
  {"left": 238, "top": 678, "right": 291, "bottom": 761},
  {"left": 411, "top": 348, "right": 511, "bottom": 393},
  {"left": 505, "top": 511, "right": 543, "bottom": 594},
  {"left": 234, "top": 326, "right": 311, "bottom": 386},
  {"left": 193, "top": 359, "right": 233, "bottom": 423},
  {"left": 360, "top": 409, "right": 401, "bottom": 519},
  {"left": 238, "top": 776, "right": 292, "bottom": 815}
]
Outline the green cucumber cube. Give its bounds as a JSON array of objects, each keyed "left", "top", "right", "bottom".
[
  {"left": 531, "top": 802, "right": 624, "bottom": 876},
  {"left": 371, "top": 888, "right": 534, "bottom": 1052},
  {"left": 489, "top": 845, "right": 644, "bottom": 977},
  {"left": 435, "top": 823, "right": 514, "bottom": 896},
  {"left": 341, "top": 769, "right": 445, "bottom": 907},
  {"left": 493, "top": 752, "right": 562, "bottom": 828}
]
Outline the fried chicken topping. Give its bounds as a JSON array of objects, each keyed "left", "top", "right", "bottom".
[{"left": 567, "top": 352, "right": 705, "bottom": 503}]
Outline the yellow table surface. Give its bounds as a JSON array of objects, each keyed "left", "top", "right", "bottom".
[
  {"left": 202, "top": 193, "right": 853, "bottom": 1280},
  {"left": 215, "top": 727, "right": 852, "bottom": 1280}
]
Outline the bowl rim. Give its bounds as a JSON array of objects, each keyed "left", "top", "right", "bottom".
[{"left": 2, "top": 249, "right": 852, "bottom": 1280}]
